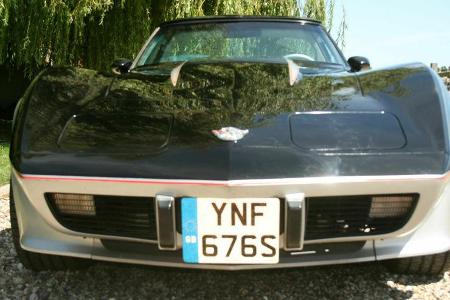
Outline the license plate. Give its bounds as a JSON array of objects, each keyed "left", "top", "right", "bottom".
[{"left": 182, "top": 197, "right": 280, "bottom": 264}]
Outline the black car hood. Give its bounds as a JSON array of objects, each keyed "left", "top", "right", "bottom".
[{"left": 12, "top": 62, "right": 448, "bottom": 179}]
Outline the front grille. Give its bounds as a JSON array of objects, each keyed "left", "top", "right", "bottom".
[
  {"left": 46, "top": 193, "right": 417, "bottom": 243},
  {"left": 304, "top": 194, "right": 418, "bottom": 240},
  {"left": 46, "top": 194, "right": 157, "bottom": 240}
]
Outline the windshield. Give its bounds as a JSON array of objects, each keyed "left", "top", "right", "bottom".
[{"left": 135, "top": 22, "right": 346, "bottom": 67}]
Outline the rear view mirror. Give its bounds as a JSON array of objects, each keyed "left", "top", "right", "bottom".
[
  {"left": 348, "top": 56, "right": 371, "bottom": 72},
  {"left": 112, "top": 59, "right": 133, "bottom": 75}
]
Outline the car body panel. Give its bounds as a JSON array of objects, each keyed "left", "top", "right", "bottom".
[
  {"left": 10, "top": 62, "right": 448, "bottom": 180},
  {"left": 11, "top": 167, "right": 450, "bottom": 269},
  {"left": 9, "top": 16, "right": 450, "bottom": 270}
]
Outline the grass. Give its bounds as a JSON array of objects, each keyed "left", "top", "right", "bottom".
[{"left": 0, "top": 120, "right": 11, "bottom": 185}]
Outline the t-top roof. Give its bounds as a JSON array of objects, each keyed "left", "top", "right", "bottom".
[{"left": 159, "top": 15, "right": 321, "bottom": 27}]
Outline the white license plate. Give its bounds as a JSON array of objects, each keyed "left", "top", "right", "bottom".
[{"left": 182, "top": 197, "right": 280, "bottom": 264}]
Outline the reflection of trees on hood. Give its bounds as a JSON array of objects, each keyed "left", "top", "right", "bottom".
[
  {"left": 109, "top": 63, "right": 351, "bottom": 140},
  {"left": 24, "top": 67, "right": 113, "bottom": 152},
  {"left": 117, "top": 63, "right": 345, "bottom": 112},
  {"left": 358, "top": 66, "right": 422, "bottom": 97},
  {"left": 24, "top": 63, "right": 358, "bottom": 151}
]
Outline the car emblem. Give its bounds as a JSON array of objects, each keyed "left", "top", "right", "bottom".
[{"left": 212, "top": 127, "right": 249, "bottom": 142}]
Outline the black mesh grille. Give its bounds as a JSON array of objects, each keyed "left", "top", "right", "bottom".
[
  {"left": 304, "top": 194, "right": 418, "bottom": 240},
  {"left": 46, "top": 193, "right": 417, "bottom": 242},
  {"left": 46, "top": 194, "right": 157, "bottom": 240}
]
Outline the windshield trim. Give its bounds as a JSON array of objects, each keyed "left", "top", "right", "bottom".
[
  {"left": 159, "top": 16, "right": 322, "bottom": 27},
  {"left": 133, "top": 21, "right": 348, "bottom": 69},
  {"left": 131, "top": 27, "right": 161, "bottom": 69}
]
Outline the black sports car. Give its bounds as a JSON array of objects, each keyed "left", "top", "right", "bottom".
[{"left": 9, "top": 16, "right": 450, "bottom": 273}]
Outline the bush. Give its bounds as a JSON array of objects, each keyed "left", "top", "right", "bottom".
[{"left": 0, "top": 0, "right": 341, "bottom": 74}]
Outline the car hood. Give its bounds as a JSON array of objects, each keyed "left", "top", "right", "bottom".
[{"left": 12, "top": 62, "right": 447, "bottom": 179}]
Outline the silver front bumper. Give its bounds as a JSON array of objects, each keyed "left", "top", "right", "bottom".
[{"left": 11, "top": 168, "right": 450, "bottom": 270}]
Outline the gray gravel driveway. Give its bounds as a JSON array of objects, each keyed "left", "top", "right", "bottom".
[{"left": 1, "top": 194, "right": 449, "bottom": 300}]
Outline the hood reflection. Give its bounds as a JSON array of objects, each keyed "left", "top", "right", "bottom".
[{"left": 12, "top": 61, "right": 446, "bottom": 179}]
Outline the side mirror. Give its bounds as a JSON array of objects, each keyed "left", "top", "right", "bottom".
[
  {"left": 348, "top": 56, "right": 371, "bottom": 72},
  {"left": 111, "top": 59, "right": 133, "bottom": 75}
]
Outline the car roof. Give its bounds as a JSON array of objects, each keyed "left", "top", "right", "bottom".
[{"left": 159, "top": 15, "right": 321, "bottom": 27}]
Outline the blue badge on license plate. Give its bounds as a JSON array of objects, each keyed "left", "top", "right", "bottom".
[{"left": 181, "top": 197, "right": 199, "bottom": 263}]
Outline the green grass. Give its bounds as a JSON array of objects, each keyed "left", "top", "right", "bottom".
[{"left": 0, "top": 120, "right": 11, "bottom": 185}]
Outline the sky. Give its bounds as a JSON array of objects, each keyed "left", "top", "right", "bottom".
[{"left": 332, "top": 0, "right": 450, "bottom": 68}]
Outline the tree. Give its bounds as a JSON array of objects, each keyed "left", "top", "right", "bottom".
[
  {"left": 0, "top": 0, "right": 345, "bottom": 75},
  {"left": 299, "top": 0, "right": 347, "bottom": 48}
]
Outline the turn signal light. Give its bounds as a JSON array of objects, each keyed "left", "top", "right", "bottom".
[
  {"left": 369, "top": 195, "right": 415, "bottom": 218},
  {"left": 51, "top": 193, "right": 96, "bottom": 216}
]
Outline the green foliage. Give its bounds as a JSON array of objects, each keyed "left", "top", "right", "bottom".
[
  {"left": 299, "top": 0, "right": 346, "bottom": 48},
  {"left": 84, "top": 0, "right": 153, "bottom": 71},
  {"left": 0, "top": 120, "right": 11, "bottom": 185},
  {"left": 0, "top": 0, "right": 9, "bottom": 63},
  {"left": 0, "top": 0, "right": 344, "bottom": 75},
  {"left": 302, "top": 0, "right": 326, "bottom": 23},
  {"left": 0, "top": 142, "right": 8, "bottom": 185},
  {"left": 3, "top": 0, "right": 114, "bottom": 75}
]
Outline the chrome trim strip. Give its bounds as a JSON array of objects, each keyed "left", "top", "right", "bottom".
[
  {"left": 289, "top": 250, "right": 316, "bottom": 256},
  {"left": 284, "top": 193, "right": 305, "bottom": 251},
  {"left": 64, "top": 233, "right": 158, "bottom": 245},
  {"left": 19, "top": 172, "right": 450, "bottom": 187},
  {"left": 130, "top": 27, "right": 160, "bottom": 69},
  {"left": 155, "top": 195, "right": 177, "bottom": 250},
  {"left": 78, "top": 255, "right": 376, "bottom": 270}
]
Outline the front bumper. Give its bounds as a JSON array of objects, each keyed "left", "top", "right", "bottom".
[{"left": 11, "top": 168, "right": 450, "bottom": 270}]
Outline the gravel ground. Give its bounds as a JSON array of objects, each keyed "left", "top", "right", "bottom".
[{"left": 1, "top": 193, "right": 449, "bottom": 300}]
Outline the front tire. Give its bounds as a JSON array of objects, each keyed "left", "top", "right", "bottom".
[
  {"left": 385, "top": 252, "right": 450, "bottom": 275},
  {"left": 9, "top": 183, "right": 92, "bottom": 271}
]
